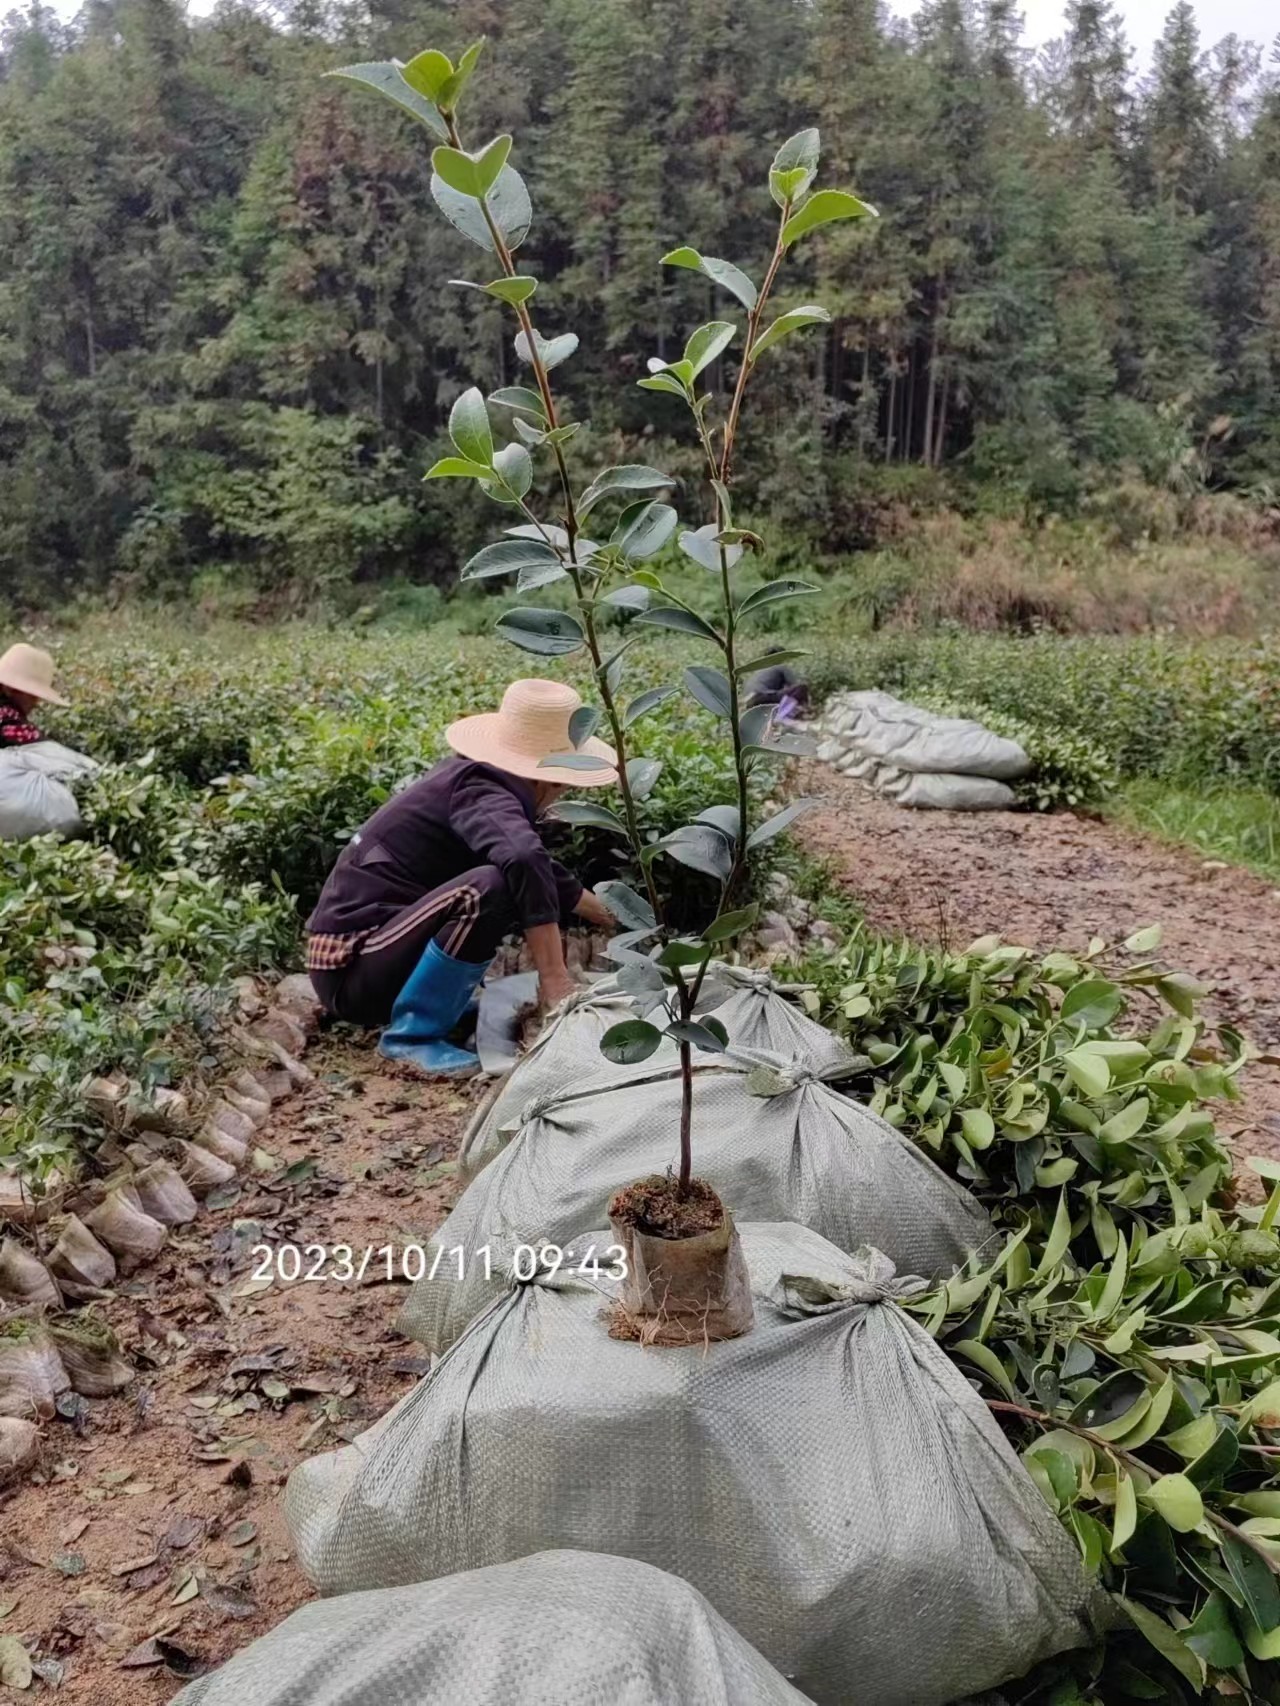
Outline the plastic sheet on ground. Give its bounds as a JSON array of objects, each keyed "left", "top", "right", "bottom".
[
  {"left": 286, "top": 1224, "right": 1107, "bottom": 1706},
  {"left": 169, "top": 1550, "right": 811, "bottom": 1706},
  {"left": 460, "top": 963, "right": 860, "bottom": 1181},
  {"left": 400, "top": 1052, "right": 993, "bottom": 1354},
  {"left": 0, "top": 740, "right": 97, "bottom": 842}
]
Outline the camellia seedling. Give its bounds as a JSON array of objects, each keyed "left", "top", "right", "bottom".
[{"left": 328, "top": 41, "right": 878, "bottom": 1341}]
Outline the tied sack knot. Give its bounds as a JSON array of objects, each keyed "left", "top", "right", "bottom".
[{"left": 771, "top": 1246, "right": 927, "bottom": 1320}]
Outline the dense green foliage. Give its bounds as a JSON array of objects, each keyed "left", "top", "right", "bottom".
[
  {"left": 3, "top": 0, "right": 1279, "bottom": 605},
  {"left": 794, "top": 923, "right": 1280, "bottom": 1698}
]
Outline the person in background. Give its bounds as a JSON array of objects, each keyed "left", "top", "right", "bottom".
[
  {"left": 743, "top": 662, "right": 810, "bottom": 723},
  {"left": 0, "top": 644, "right": 69, "bottom": 745},
  {"left": 305, "top": 678, "right": 618, "bottom": 1076}
]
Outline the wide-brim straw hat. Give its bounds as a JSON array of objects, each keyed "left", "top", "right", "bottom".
[
  {"left": 446, "top": 678, "right": 617, "bottom": 788},
  {"left": 0, "top": 643, "right": 68, "bottom": 706}
]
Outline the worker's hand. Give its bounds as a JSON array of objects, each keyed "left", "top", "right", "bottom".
[
  {"left": 538, "top": 969, "right": 578, "bottom": 1013},
  {"left": 573, "top": 888, "right": 617, "bottom": 932}
]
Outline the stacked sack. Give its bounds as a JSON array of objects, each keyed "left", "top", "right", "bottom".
[
  {"left": 285, "top": 1225, "right": 1108, "bottom": 1705},
  {"left": 172, "top": 1552, "right": 811, "bottom": 1706},
  {"left": 816, "top": 689, "right": 1030, "bottom": 810},
  {"left": 186, "top": 972, "right": 1105, "bottom": 1706}
]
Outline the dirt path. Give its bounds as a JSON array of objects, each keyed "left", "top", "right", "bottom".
[
  {"left": 0, "top": 1041, "right": 476, "bottom": 1702},
  {"left": 796, "top": 762, "right": 1280, "bottom": 1166},
  {"left": 6, "top": 783, "right": 1280, "bottom": 1697}
]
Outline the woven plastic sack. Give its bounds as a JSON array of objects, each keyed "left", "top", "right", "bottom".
[
  {"left": 879, "top": 770, "right": 1017, "bottom": 811},
  {"left": 459, "top": 963, "right": 858, "bottom": 1181},
  {"left": 287, "top": 1224, "right": 1106, "bottom": 1706},
  {"left": 825, "top": 692, "right": 1029, "bottom": 780},
  {"left": 0, "top": 741, "right": 96, "bottom": 842},
  {"left": 169, "top": 1550, "right": 810, "bottom": 1706},
  {"left": 400, "top": 1053, "right": 992, "bottom": 1353}
]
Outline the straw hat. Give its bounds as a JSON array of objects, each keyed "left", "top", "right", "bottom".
[
  {"left": 0, "top": 644, "right": 68, "bottom": 707},
  {"left": 446, "top": 679, "right": 617, "bottom": 787}
]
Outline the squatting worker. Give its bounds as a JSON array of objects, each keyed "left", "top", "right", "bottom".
[
  {"left": 0, "top": 643, "right": 69, "bottom": 745},
  {"left": 305, "top": 678, "right": 618, "bottom": 1076}
]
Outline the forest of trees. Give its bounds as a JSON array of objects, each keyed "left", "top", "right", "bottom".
[{"left": 1, "top": 0, "right": 1278, "bottom": 604}]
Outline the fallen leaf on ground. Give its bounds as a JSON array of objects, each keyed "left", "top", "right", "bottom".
[
  {"left": 110, "top": 1552, "right": 159, "bottom": 1577},
  {"left": 59, "top": 1517, "right": 90, "bottom": 1545},
  {"left": 226, "top": 1521, "right": 257, "bottom": 1548},
  {"left": 0, "top": 1635, "right": 32, "bottom": 1688}
]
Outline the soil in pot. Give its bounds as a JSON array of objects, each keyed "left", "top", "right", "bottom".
[{"left": 607, "top": 1174, "right": 753, "bottom": 1348}]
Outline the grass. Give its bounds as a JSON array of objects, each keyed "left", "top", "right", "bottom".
[{"left": 1112, "top": 777, "right": 1280, "bottom": 884}]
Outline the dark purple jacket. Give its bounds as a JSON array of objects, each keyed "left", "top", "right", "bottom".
[{"left": 306, "top": 757, "right": 582, "bottom": 939}]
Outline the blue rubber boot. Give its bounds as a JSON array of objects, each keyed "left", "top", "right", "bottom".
[{"left": 378, "top": 940, "right": 488, "bottom": 1075}]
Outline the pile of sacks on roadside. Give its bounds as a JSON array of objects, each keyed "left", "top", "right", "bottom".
[{"left": 816, "top": 689, "right": 1031, "bottom": 810}]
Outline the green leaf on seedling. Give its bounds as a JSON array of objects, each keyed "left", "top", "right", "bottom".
[
  {"left": 623, "top": 686, "right": 679, "bottom": 728},
  {"left": 579, "top": 465, "right": 676, "bottom": 515},
  {"left": 461, "top": 539, "right": 560, "bottom": 582},
  {"left": 555, "top": 801, "right": 624, "bottom": 833},
  {"left": 657, "top": 824, "right": 733, "bottom": 879},
  {"left": 736, "top": 648, "right": 809, "bottom": 676},
  {"left": 638, "top": 372, "right": 690, "bottom": 398},
  {"left": 769, "top": 128, "right": 820, "bottom": 206},
  {"left": 431, "top": 165, "right": 532, "bottom": 253},
  {"left": 679, "top": 524, "right": 741, "bottom": 572},
  {"left": 540, "top": 753, "right": 613, "bottom": 778},
  {"left": 514, "top": 328, "right": 578, "bottom": 372},
  {"left": 490, "top": 386, "right": 546, "bottom": 417},
  {"left": 424, "top": 456, "right": 491, "bottom": 481},
  {"left": 682, "top": 320, "right": 736, "bottom": 378},
  {"left": 703, "top": 906, "right": 758, "bottom": 944},
  {"left": 781, "top": 188, "right": 878, "bottom": 246},
  {"left": 638, "top": 607, "right": 721, "bottom": 642},
  {"left": 431, "top": 135, "right": 513, "bottom": 199},
  {"left": 684, "top": 666, "right": 734, "bottom": 718},
  {"left": 600, "top": 1019, "right": 663, "bottom": 1065},
  {"left": 953, "top": 1339, "right": 1016, "bottom": 1398},
  {"left": 661, "top": 247, "right": 758, "bottom": 310},
  {"left": 450, "top": 275, "right": 538, "bottom": 305},
  {"left": 595, "top": 881, "right": 656, "bottom": 932},
  {"left": 746, "top": 799, "right": 815, "bottom": 850},
  {"left": 480, "top": 443, "right": 533, "bottom": 503},
  {"left": 737, "top": 578, "right": 820, "bottom": 618},
  {"left": 626, "top": 756, "right": 663, "bottom": 800},
  {"left": 749, "top": 305, "right": 831, "bottom": 363},
  {"left": 438, "top": 38, "right": 484, "bottom": 110},
  {"left": 494, "top": 607, "right": 584, "bottom": 657},
  {"left": 667, "top": 1018, "right": 729, "bottom": 1052},
  {"left": 325, "top": 61, "right": 449, "bottom": 139},
  {"left": 448, "top": 387, "right": 493, "bottom": 467},
  {"left": 602, "top": 585, "right": 650, "bottom": 613},
  {"left": 400, "top": 48, "right": 453, "bottom": 101},
  {"left": 568, "top": 706, "right": 601, "bottom": 748},
  {"left": 611, "top": 501, "right": 678, "bottom": 562},
  {"left": 695, "top": 805, "right": 740, "bottom": 840}
]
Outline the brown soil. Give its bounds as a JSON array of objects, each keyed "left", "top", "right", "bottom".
[
  {"left": 795, "top": 762, "right": 1280, "bottom": 1174},
  {"left": 608, "top": 1175, "right": 725, "bottom": 1240},
  {"left": 0, "top": 1034, "right": 479, "bottom": 1702}
]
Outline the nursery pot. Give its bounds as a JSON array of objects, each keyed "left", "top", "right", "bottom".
[{"left": 607, "top": 1175, "right": 753, "bottom": 1347}]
